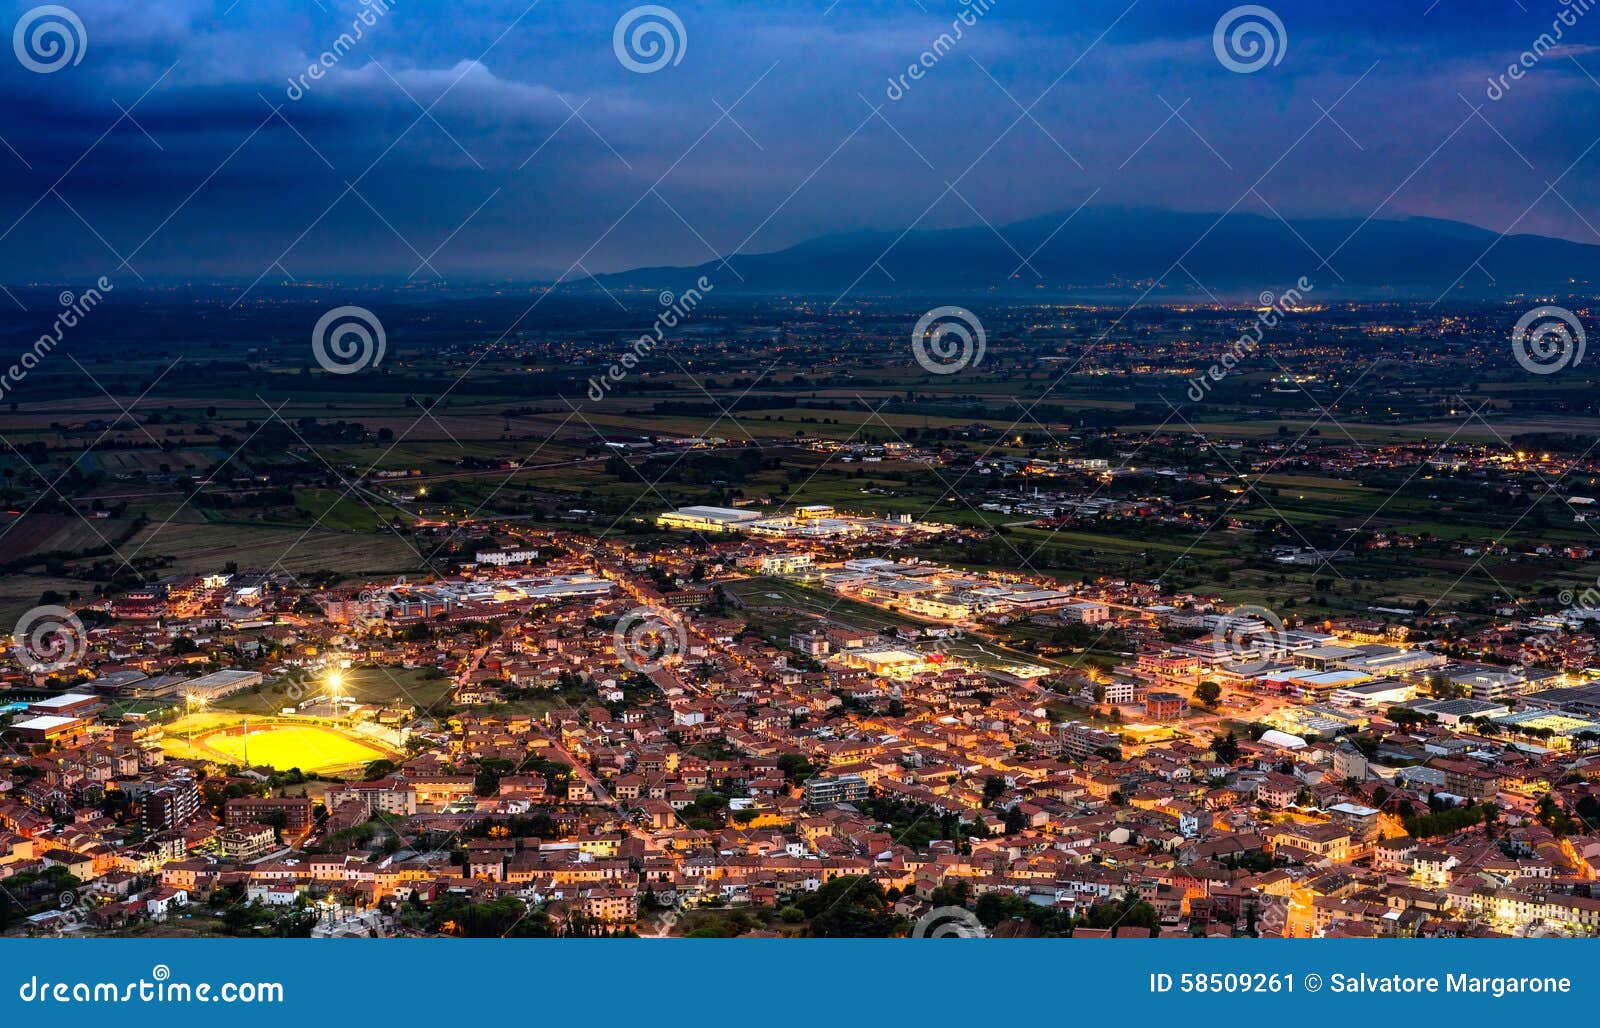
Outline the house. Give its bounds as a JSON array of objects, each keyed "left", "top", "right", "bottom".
[
  {"left": 1373, "top": 836, "right": 1417, "bottom": 873},
  {"left": 248, "top": 881, "right": 306, "bottom": 907},
  {"left": 1258, "top": 773, "right": 1302, "bottom": 809},
  {"left": 1412, "top": 848, "right": 1459, "bottom": 887},
  {"left": 145, "top": 887, "right": 190, "bottom": 922},
  {"left": 1267, "top": 822, "right": 1351, "bottom": 864},
  {"left": 39, "top": 848, "right": 95, "bottom": 881},
  {"left": 225, "top": 796, "right": 314, "bottom": 833}
]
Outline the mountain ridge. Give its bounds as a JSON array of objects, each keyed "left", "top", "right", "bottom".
[{"left": 587, "top": 206, "right": 1600, "bottom": 300}]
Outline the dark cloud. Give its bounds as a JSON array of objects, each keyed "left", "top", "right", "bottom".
[{"left": 0, "top": 0, "right": 1596, "bottom": 282}]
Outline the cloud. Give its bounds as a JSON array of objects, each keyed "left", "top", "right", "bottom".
[{"left": 0, "top": 0, "right": 1597, "bottom": 280}]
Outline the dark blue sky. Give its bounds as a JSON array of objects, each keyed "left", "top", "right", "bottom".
[{"left": 0, "top": 0, "right": 1596, "bottom": 283}]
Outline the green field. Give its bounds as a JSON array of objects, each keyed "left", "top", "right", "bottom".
[
  {"left": 125, "top": 520, "right": 424, "bottom": 576},
  {"left": 726, "top": 576, "right": 1070, "bottom": 671},
  {"left": 293, "top": 488, "right": 398, "bottom": 532},
  {"left": 217, "top": 666, "right": 455, "bottom": 715},
  {"left": 726, "top": 576, "right": 923, "bottom": 636}
]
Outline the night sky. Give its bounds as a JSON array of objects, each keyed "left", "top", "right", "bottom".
[{"left": 0, "top": 0, "right": 1596, "bottom": 283}]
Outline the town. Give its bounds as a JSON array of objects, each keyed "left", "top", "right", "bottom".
[{"left": 5, "top": 491, "right": 1600, "bottom": 939}]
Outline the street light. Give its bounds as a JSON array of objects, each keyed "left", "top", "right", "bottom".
[{"left": 185, "top": 693, "right": 205, "bottom": 744}]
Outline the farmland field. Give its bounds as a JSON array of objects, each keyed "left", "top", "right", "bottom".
[{"left": 124, "top": 520, "right": 424, "bottom": 576}]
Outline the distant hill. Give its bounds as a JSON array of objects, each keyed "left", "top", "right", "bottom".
[{"left": 591, "top": 206, "right": 1600, "bottom": 299}]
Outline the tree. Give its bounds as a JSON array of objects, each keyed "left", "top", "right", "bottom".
[
  {"left": 1406, "top": 801, "right": 1497, "bottom": 839},
  {"left": 975, "top": 891, "right": 1035, "bottom": 927},
  {"left": 799, "top": 876, "right": 905, "bottom": 938},
  {"left": 473, "top": 757, "right": 515, "bottom": 797},
  {"left": 1211, "top": 731, "right": 1240, "bottom": 763},
  {"left": 1426, "top": 673, "right": 1466, "bottom": 700},
  {"left": 777, "top": 753, "right": 814, "bottom": 784},
  {"left": 1386, "top": 706, "right": 1435, "bottom": 728},
  {"left": 1085, "top": 896, "right": 1158, "bottom": 934},
  {"left": 1576, "top": 794, "right": 1600, "bottom": 830},
  {"left": 1194, "top": 680, "right": 1222, "bottom": 707},
  {"left": 1536, "top": 795, "right": 1578, "bottom": 836}
]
